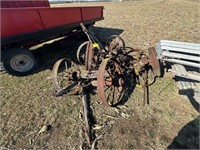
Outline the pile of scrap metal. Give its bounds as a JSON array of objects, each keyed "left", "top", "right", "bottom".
[
  {"left": 51, "top": 23, "right": 161, "bottom": 107},
  {"left": 156, "top": 40, "right": 200, "bottom": 103}
]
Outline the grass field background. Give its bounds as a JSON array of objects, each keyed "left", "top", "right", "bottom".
[{"left": 1, "top": 0, "right": 199, "bottom": 149}]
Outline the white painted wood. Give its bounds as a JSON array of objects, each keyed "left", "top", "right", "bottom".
[
  {"left": 161, "top": 46, "right": 200, "bottom": 55},
  {"left": 163, "top": 58, "right": 200, "bottom": 68},
  {"left": 162, "top": 51, "right": 200, "bottom": 61},
  {"left": 171, "top": 64, "right": 200, "bottom": 81},
  {"left": 160, "top": 40, "right": 200, "bottom": 50}
]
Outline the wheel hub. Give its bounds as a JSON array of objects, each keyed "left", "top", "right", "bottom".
[{"left": 10, "top": 55, "right": 34, "bottom": 72}]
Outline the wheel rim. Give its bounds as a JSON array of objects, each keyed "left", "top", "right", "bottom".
[
  {"left": 10, "top": 54, "right": 34, "bottom": 72},
  {"left": 51, "top": 59, "right": 79, "bottom": 96},
  {"left": 85, "top": 42, "right": 95, "bottom": 70},
  {"left": 77, "top": 41, "right": 89, "bottom": 64},
  {"left": 106, "top": 35, "right": 125, "bottom": 51},
  {"left": 97, "top": 57, "right": 125, "bottom": 107}
]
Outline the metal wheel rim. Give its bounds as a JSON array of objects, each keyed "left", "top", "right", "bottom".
[
  {"left": 85, "top": 42, "right": 94, "bottom": 70},
  {"left": 97, "top": 57, "right": 124, "bottom": 107},
  {"left": 106, "top": 35, "right": 125, "bottom": 51},
  {"left": 77, "top": 41, "right": 89, "bottom": 64},
  {"left": 51, "top": 59, "right": 78, "bottom": 96},
  {"left": 10, "top": 55, "right": 34, "bottom": 72}
]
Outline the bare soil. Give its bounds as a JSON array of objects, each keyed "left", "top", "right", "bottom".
[{"left": 1, "top": 0, "right": 199, "bottom": 149}]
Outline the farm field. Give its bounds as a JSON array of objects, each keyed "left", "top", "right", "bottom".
[{"left": 1, "top": 0, "right": 199, "bottom": 149}]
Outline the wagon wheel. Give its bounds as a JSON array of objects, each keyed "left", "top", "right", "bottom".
[
  {"left": 148, "top": 47, "right": 161, "bottom": 77},
  {"left": 52, "top": 59, "right": 79, "bottom": 96},
  {"left": 106, "top": 35, "right": 125, "bottom": 51},
  {"left": 2, "top": 48, "right": 38, "bottom": 76},
  {"left": 77, "top": 41, "right": 89, "bottom": 64},
  {"left": 97, "top": 57, "right": 125, "bottom": 107}
]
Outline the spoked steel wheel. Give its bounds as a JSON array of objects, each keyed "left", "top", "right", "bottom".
[
  {"left": 52, "top": 59, "right": 79, "bottom": 96},
  {"left": 77, "top": 41, "right": 98, "bottom": 71},
  {"left": 106, "top": 35, "right": 125, "bottom": 51},
  {"left": 97, "top": 57, "right": 125, "bottom": 107},
  {"left": 76, "top": 41, "right": 89, "bottom": 64}
]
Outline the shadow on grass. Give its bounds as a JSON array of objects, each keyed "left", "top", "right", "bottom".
[
  {"left": 167, "top": 116, "right": 199, "bottom": 149},
  {"left": 178, "top": 88, "right": 200, "bottom": 113},
  {"left": 116, "top": 74, "right": 136, "bottom": 107},
  {"left": 174, "top": 77, "right": 200, "bottom": 113},
  {"left": 93, "top": 26, "right": 124, "bottom": 43},
  {"left": 31, "top": 26, "right": 124, "bottom": 74}
]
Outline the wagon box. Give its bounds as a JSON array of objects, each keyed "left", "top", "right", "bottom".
[
  {"left": 1, "top": 0, "right": 50, "bottom": 8},
  {"left": 1, "top": 0, "right": 104, "bottom": 76}
]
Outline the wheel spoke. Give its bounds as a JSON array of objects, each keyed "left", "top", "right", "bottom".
[
  {"left": 52, "top": 59, "right": 79, "bottom": 96},
  {"left": 106, "top": 68, "right": 113, "bottom": 79},
  {"left": 111, "top": 86, "right": 116, "bottom": 105},
  {"left": 105, "top": 85, "right": 112, "bottom": 91}
]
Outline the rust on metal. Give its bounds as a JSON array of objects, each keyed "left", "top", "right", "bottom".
[
  {"left": 85, "top": 41, "right": 94, "bottom": 70},
  {"left": 51, "top": 23, "right": 161, "bottom": 108},
  {"left": 97, "top": 57, "right": 111, "bottom": 107},
  {"left": 142, "top": 70, "right": 147, "bottom": 106},
  {"left": 148, "top": 47, "right": 161, "bottom": 77},
  {"left": 51, "top": 58, "right": 66, "bottom": 96}
]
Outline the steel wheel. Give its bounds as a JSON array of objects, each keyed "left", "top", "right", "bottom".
[
  {"left": 52, "top": 59, "right": 79, "bottom": 96},
  {"left": 77, "top": 41, "right": 89, "bottom": 64},
  {"left": 106, "top": 35, "right": 125, "bottom": 51},
  {"left": 97, "top": 58, "right": 125, "bottom": 107}
]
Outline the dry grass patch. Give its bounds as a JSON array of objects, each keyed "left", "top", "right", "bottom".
[{"left": 1, "top": 0, "right": 199, "bottom": 149}]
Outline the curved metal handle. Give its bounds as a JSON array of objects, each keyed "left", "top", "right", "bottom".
[{"left": 80, "top": 22, "right": 87, "bottom": 32}]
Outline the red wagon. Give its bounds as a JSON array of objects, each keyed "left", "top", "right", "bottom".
[{"left": 1, "top": 0, "right": 104, "bottom": 76}]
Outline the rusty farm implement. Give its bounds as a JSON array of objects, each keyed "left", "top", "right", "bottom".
[
  {"left": 52, "top": 23, "right": 160, "bottom": 106},
  {"left": 51, "top": 23, "right": 161, "bottom": 147}
]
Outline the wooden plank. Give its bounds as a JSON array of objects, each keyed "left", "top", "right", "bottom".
[
  {"left": 187, "top": 73, "right": 200, "bottom": 81},
  {"left": 190, "top": 81, "right": 196, "bottom": 89},
  {"left": 172, "top": 71, "right": 200, "bottom": 81},
  {"left": 161, "top": 46, "right": 200, "bottom": 55},
  {"left": 163, "top": 58, "right": 200, "bottom": 68},
  {"left": 177, "top": 79, "right": 198, "bottom": 90},
  {"left": 160, "top": 40, "right": 200, "bottom": 50},
  {"left": 171, "top": 65, "right": 200, "bottom": 81},
  {"left": 162, "top": 51, "right": 200, "bottom": 62},
  {"left": 177, "top": 81, "right": 184, "bottom": 90},
  {"left": 181, "top": 81, "right": 188, "bottom": 89},
  {"left": 174, "top": 64, "right": 187, "bottom": 76},
  {"left": 195, "top": 82, "right": 200, "bottom": 91}
]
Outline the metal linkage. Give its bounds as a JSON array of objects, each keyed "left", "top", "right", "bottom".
[{"left": 51, "top": 23, "right": 161, "bottom": 107}]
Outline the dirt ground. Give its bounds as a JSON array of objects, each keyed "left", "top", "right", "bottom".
[{"left": 1, "top": 0, "right": 199, "bottom": 149}]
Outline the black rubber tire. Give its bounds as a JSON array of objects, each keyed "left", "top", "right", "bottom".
[{"left": 2, "top": 48, "right": 38, "bottom": 76}]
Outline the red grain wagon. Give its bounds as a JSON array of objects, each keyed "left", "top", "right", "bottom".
[{"left": 1, "top": 0, "right": 104, "bottom": 76}]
